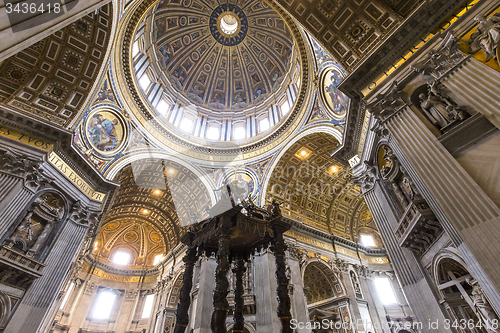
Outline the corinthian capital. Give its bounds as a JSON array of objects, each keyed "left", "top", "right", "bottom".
[
  {"left": 411, "top": 32, "right": 465, "bottom": 78},
  {"left": 366, "top": 81, "right": 406, "bottom": 122},
  {"left": 0, "top": 148, "right": 41, "bottom": 176},
  {"left": 69, "top": 201, "right": 100, "bottom": 227},
  {"left": 351, "top": 161, "right": 378, "bottom": 193}
]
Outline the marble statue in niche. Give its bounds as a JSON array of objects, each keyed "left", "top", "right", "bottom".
[
  {"left": 467, "top": 278, "right": 500, "bottom": 332},
  {"left": 418, "top": 81, "right": 468, "bottom": 132},
  {"left": 463, "top": 13, "right": 500, "bottom": 66},
  {"left": 4, "top": 193, "right": 64, "bottom": 258}
]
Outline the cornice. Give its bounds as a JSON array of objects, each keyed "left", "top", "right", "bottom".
[{"left": 282, "top": 216, "right": 387, "bottom": 256}]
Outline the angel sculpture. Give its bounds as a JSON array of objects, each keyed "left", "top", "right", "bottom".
[
  {"left": 463, "top": 13, "right": 500, "bottom": 65},
  {"left": 411, "top": 32, "right": 464, "bottom": 77},
  {"left": 267, "top": 198, "right": 283, "bottom": 218}
]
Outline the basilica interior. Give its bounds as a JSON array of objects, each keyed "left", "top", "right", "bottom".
[{"left": 1, "top": 0, "right": 500, "bottom": 332}]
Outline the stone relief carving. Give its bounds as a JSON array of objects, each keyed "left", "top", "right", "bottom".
[
  {"left": 4, "top": 192, "right": 65, "bottom": 257},
  {"left": 352, "top": 161, "right": 378, "bottom": 193},
  {"left": 0, "top": 149, "right": 53, "bottom": 190},
  {"left": 411, "top": 32, "right": 465, "bottom": 77},
  {"left": 418, "top": 81, "right": 468, "bottom": 132},
  {"left": 467, "top": 278, "right": 500, "bottom": 332},
  {"left": 284, "top": 241, "right": 299, "bottom": 260},
  {"left": 365, "top": 81, "right": 406, "bottom": 122},
  {"left": 350, "top": 270, "right": 363, "bottom": 299},
  {"left": 463, "top": 14, "right": 500, "bottom": 66},
  {"left": 298, "top": 250, "right": 308, "bottom": 269}
]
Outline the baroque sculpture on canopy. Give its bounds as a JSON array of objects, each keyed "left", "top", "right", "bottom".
[{"left": 174, "top": 186, "right": 292, "bottom": 333}]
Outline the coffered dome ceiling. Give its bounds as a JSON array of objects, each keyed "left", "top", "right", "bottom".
[{"left": 150, "top": 0, "right": 295, "bottom": 111}]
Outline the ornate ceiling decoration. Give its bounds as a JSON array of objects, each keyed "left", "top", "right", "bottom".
[
  {"left": 112, "top": 0, "right": 313, "bottom": 157},
  {"left": 150, "top": 0, "right": 295, "bottom": 111},
  {"left": 274, "top": 0, "right": 411, "bottom": 72},
  {"left": 0, "top": 4, "right": 112, "bottom": 128},
  {"left": 95, "top": 159, "right": 212, "bottom": 268},
  {"left": 265, "top": 132, "right": 377, "bottom": 241},
  {"left": 303, "top": 261, "right": 343, "bottom": 303}
]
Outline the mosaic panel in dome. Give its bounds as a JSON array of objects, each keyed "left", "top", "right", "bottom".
[
  {"left": 152, "top": 0, "right": 294, "bottom": 110},
  {"left": 0, "top": 4, "right": 112, "bottom": 128}
]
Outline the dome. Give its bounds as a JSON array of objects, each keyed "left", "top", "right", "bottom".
[
  {"left": 128, "top": 0, "right": 306, "bottom": 145},
  {"left": 150, "top": 0, "right": 294, "bottom": 111}
]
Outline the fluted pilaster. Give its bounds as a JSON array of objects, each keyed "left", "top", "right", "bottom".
[
  {"left": 5, "top": 219, "right": 87, "bottom": 333},
  {"left": 364, "top": 183, "right": 451, "bottom": 333},
  {"left": 442, "top": 57, "right": 500, "bottom": 130},
  {"left": 384, "top": 105, "right": 500, "bottom": 314}
]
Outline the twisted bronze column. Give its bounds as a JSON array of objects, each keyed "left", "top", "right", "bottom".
[
  {"left": 211, "top": 218, "right": 231, "bottom": 333},
  {"left": 272, "top": 231, "right": 292, "bottom": 333},
  {"left": 232, "top": 255, "right": 246, "bottom": 332},
  {"left": 174, "top": 246, "right": 198, "bottom": 333}
]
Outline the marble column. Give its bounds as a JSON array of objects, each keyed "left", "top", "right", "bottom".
[
  {"left": 272, "top": 231, "right": 292, "bottom": 333},
  {"left": 233, "top": 256, "right": 246, "bottom": 333},
  {"left": 383, "top": 105, "right": 500, "bottom": 314},
  {"left": 192, "top": 257, "right": 217, "bottom": 333},
  {"left": 363, "top": 182, "right": 451, "bottom": 333},
  {"left": 67, "top": 280, "right": 99, "bottom": 333},
  {"left": 253, "top": 251, "right": 281, "bottom": 333},
  {"left": 341, "top": 269, "right": 363, "bottom": 327},
  {"left": 211, "top": 221, "right": 231, "bottom": 333},
  {"left": 285, "top": 252, "right": 310, "bottom": 333},
  {"left": 361, "top": 276, "right": 389, "bottom": 333},
  {"left": 115, "top": 290, "right": 139, "bottom": 333},
  {"left": 174, "top": 246, "right": 198, "bottom": 333},
  {"left": 441, "top": 57, "right": 500, "bottom": 130}
]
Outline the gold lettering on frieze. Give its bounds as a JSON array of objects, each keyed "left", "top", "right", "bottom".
[
  {"left": 82, "top": 263, "right": 158, "bottom": 283},
  {"left": 48, "top": 152, "right": 106, "bottom": 202},
  {"left": 286, "top": 230, "right": 389, "bottom": 263},
  {"left": 0, "top": 124, "right": 53, "bottom": 151}
]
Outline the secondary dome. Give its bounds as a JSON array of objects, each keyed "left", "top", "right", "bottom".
[{"left": 150, "top": 0, "right": 295, "bottom": 111}]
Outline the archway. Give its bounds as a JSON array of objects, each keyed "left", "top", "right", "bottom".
[
  {"left": 303, "top": 260, "right": 343, "bottom": 305},
  {"left": 264, "top": 130, "right": 377, "bottom": 243},
  {"left": 434, "top": 257, "right": 490, "bottom": 333}
]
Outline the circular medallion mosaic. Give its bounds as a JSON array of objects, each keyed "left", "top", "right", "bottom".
[
  {"left": 209, "top": 4, "right": 248, "bottom": 46},
  {"left": 85, "top": 109, "right": 126, "bottom": 154},
  {"left": 319, "top": 66, "right": 349, "bottom": 119}
]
